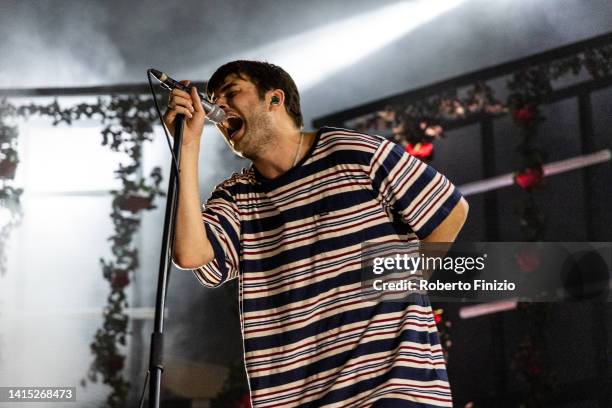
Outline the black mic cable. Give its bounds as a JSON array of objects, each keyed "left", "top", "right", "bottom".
[{"left": 147, "top": 69, "right": 180, "bottom": 177}]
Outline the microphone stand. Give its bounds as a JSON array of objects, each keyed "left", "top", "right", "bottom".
[{"left": 147, "top": 114, "right": 184, "bottom": 408}]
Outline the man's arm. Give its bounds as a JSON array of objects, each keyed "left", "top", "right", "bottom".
[
  {"left": 418, "top": 197, "right": 468, "bottom": 280},
  {"left": 421, "top": 197, "right": 469, "bottom": 243},
  {"left": 173, "top": 141, "right": 215, "bottom": 269},
  {"left": 164, "top": 85, "right": 215, "bottom": 269}
]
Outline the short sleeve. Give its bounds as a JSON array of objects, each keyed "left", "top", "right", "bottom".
[
  {"left": 368, "top": 139, "right": 463, "bottom": 239},
  {"left": 193, "top": 183, "right": 241, "bottom": 287}
]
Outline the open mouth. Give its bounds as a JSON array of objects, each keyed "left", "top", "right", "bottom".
[{"left": 225, "top": 117, "right": 244, "bottom": 140}]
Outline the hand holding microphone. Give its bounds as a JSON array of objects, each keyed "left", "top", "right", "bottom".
[
  {"left": 150, "top": 69, "right": 226, "bottom": 123},
  {"left": 150, "top": 69, "right": 223, "bottom": 146}
]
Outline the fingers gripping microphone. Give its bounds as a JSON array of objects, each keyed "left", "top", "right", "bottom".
[{"left": 149, "top": 68, "right": 226, "bottom": 124}]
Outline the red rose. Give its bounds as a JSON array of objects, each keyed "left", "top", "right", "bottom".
[
  {"left": 515, "top": 249, "right": 541, "bottom": 273},
  {"left": 117, "top": 195, "right": 153, "bottom": 213},
  {"left": 434, "top": 314, "right": 442, "bottom": 324},
  {"left": 514, "top": 167, "right": 544, "bottom": 190},
  {"left": 104, "top": 354, "right": 124, "bottom": 375},
  {"left": 513, "top": 107, "right": 536, "bottom": 127},
  {"left": 406, "top": 142, "right": 434, "bottom": 160},
  {"left": 234, "top": 394, "right": 252, "bottom": 408},
  {"left": 528, "top": 363, "right": 542, "bottom": 376},
  {"left": 0, "top": 159, "right": 17, "bottom": 179},
  {"left": 111, "top": 270, "right": 130, "bottom": 290}
]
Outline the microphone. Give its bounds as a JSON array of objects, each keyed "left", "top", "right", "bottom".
[{"left": 149, "top": 68, "right": 226, "bottom": 124}]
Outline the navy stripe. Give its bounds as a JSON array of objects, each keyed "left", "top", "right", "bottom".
[
  {"left": 203, "top": 223, "right": 228, "bottom": 284},
  {"left": 218, "top": 213, "right": 240, "bottom": 257},
  {"left": 371, "top": 397, "right": 450, "bottom": 408},
  {"left": 209, "top": 185, "right": 234, "bottom": 203},
  {"left": 371, "top": 142, "right": 403, "bottom": 194},
  {"left": 414, "top": 190, "right": 462, "bottom": 240}
]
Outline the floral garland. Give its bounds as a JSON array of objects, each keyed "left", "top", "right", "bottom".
[
  {"left": 0, "top": 100, "right": 23, "bottom": 276},
  {"left": 503, "top": 46, "right": 610, "bottom": 404},
  {"left": 351, "top": 82, "right": 506, "bottom": 163},
  {"left": 351, "top": 42, "right": 612, "bottom": 165},
  {"left": 0, "top": 95, "right": 164, "bottom": 407},
  {"left": 85, "top": 95, "right": 164, "bottom": 408}
]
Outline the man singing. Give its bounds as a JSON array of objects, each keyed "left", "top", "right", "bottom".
[{"left": 164, "top": 60, "right": 468, "bottom": 407}]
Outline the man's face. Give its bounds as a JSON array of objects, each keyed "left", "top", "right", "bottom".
[{"left": 210, "top": 73, "right": 274, "bottom": 159}]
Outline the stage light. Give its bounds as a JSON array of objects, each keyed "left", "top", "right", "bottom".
[{"left": 203, "top": 0, "right": 467, "bottom": 91}]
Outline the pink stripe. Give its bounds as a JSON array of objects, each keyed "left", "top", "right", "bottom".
[{"left": 412, "top": 181, "right": 453, "bottom": 227}]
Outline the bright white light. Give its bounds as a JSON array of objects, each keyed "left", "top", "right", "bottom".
[
  {"left": 17, "top": 123, "right": 130, "bottom": 193},
  {"left": 0, "top": 206, "right": 11, "bottom": 225},
  {"left": 200, "top": 0, "right": 466, "bottom": 91}
]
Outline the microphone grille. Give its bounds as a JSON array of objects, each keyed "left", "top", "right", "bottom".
[{"left": 207, "top": 106, "right": 226, "bottom": 123}]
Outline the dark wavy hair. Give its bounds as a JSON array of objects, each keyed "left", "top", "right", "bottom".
[{"left": 206, "top": 60, "right": 303, "bottom": 128}]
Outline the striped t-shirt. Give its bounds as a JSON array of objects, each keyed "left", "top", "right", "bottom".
[{"left": 195, "top": 126, "right": 461, "bottom": 407}]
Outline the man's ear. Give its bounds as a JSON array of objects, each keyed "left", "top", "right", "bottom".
[{"left": 267, "top": 90, "right": 285, "bottom": 110}]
